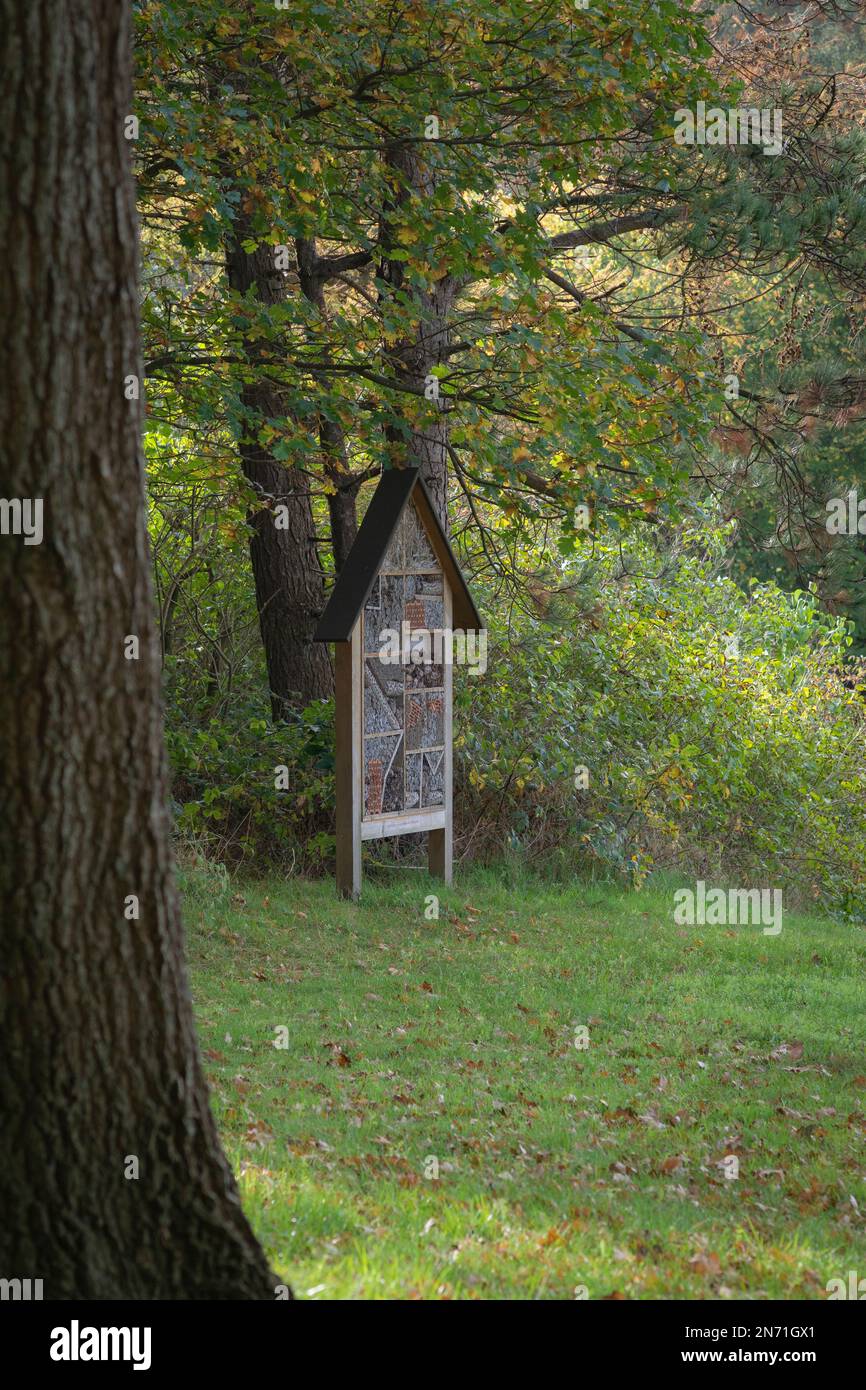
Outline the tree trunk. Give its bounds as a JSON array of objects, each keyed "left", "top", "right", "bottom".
[
  {"left": 379, "top": 140, "right": 456, "bottom": 531},
  {"left": 224, "top": 228, "right": 333, "bottom": 716},
  {"left": 0, "top": 0, "right": 279, "bottom": 1299},
  {"left": 326, "top": 464, "right": 362, "bottom": 572},
  {"left": 295, "top": 237, "right": 360, "bottom": 571}
]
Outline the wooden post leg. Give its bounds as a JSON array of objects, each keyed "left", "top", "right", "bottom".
[
  {"left": 428, "top": 825, "right": 452, "bottom": 885},
  {"left": 429, "top": 576, "right": 454, "bottom": 887},
  {"left": 336, "top": 823, "right": 361, "bottom": 900},
  {"left": 335, "top": 634, "right": 362, "bottom": 900}
]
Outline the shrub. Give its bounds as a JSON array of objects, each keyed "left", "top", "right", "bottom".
[
  {"left": 457, "top": 522, "right": 866, "bottom": 915},
  {"left": 166, "top": 696, "right": 335, "bottom": 872},
  {"left": 161, "top": 518, "right": 866, "bottom": 916}
]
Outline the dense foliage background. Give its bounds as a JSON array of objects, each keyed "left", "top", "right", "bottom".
[{"left": 136, "top": 0, "right": 866, "bottom": 915}]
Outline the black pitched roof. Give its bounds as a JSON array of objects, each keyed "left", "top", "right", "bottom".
[{"left": 314, "top": 468, "right": 482, "bottom": 642}]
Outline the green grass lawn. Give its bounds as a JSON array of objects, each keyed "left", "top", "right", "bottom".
[{"left": 183, "top": 864, "right": 866, "bottom": 1299}]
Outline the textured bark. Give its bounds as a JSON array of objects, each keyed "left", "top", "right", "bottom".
[
  {"left": 326, "top": 468, "right": 361, "bottom": 573},
  {"left": 224, "top": 227, "right": 333, "bottom": 716},
  {"left": 0, "top": 0, "right": 279, "bottom": 1299},
  {"left": 295, "top": 237, "right": 360, "bottom": 572},
  {"left": 379, "top": 141, "right": 456, "bottom": 531}
]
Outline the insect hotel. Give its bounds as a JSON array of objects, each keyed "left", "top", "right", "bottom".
[{"left": 315, "top": 467, "right": 481, "bottom": 899}]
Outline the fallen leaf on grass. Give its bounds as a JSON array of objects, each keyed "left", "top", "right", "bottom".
[
  {"left": 244, "top": 1119, "right": 274, "bottom": 1148},
  {"left": 604, "top": 1106, "right": 638, "bottom": 1126},
  {"left": 610, "top": 1160, "right": 636, "bottom": 1176},
  {"left": 638, "top": 1109, "right": 667, "bottom": 1130},
  {"left": 606, "top": 1106, "right": 639, "bottom": 1128},
  {"left": 539, "top": 1226, "right": 565, "bottom": 1248}
]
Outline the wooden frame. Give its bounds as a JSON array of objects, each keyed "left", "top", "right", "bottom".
[
  {"left": 427, "top": 577, "right": 453, "bottom": 884},
  {"left": 320, "top": 469, "right": 478, "bottom": 901},
  {"left": 335, "top": 625, "right": 362, "bottom": 899},
  {"left": 335, "top": 567, "right": 455, "bottom": 901}
]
